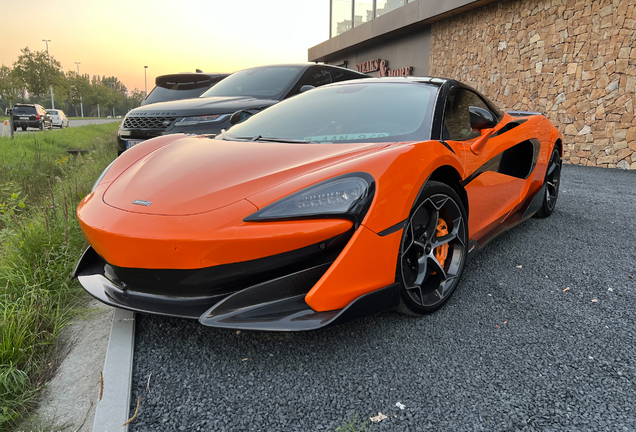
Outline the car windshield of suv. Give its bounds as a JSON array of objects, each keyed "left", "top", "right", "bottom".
[
  {"left": 224, "top": 83, "right": 436, "bottom": 143},
  {"left": 199, "top": 66, "right": 302, "bottom": 100},
  {"left": 14, "top": 106, "right": 36, "bottom": 115}
]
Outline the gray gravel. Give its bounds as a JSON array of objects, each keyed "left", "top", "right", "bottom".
[{"left": 129, "top": 164, "right": 636, "bottom": 432}]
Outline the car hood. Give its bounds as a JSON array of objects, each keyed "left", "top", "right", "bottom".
[
  {"left": 103, "top": 136, "right": 388, "bottom": 216},
  {"left": 126, "top": 96, "right": 279, "bottom": 118}
]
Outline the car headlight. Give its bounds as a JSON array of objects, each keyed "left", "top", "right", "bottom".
[
  {"left": 175, "top": 114, "right": 230, "bottom": 126},
  {"left": 91, "top": 160, "right": 117, "bottom": 193},
  {"left": 244, "top": 172, "right": 375, "bottom": 227}
]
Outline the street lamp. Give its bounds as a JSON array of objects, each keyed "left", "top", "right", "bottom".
[
  {"left": 75, "top": 62, "right": 84, "bottom": 118},
  {"left": 144, "top": 66, "right": 148, "bottom": 97},
  {"left": 42, "top": 39, "right": 55, "bottom": 109}
]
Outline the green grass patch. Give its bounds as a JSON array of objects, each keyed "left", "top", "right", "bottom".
[
  {"left": 0, "top": 123, "right": 119, "bottom": 207},
  {"left": 0, "top": 124, "right": 117, "bottom": 430},
  {"left": 336, "top": 416, "right": 369, "bottom": 432}
]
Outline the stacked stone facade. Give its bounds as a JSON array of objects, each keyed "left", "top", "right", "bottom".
[{"left": 429, "top": 0, "right": 636, "bottom": 169}]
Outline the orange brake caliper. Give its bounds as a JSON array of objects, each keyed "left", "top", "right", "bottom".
[{"left": 433, "top": 218, "right": 449, "bottom": 271}]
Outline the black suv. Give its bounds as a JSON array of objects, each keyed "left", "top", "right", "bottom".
[
  {"left": 142, "top": 72, "right": 230, "bottom": 106},
  {"left": 117, "top": 64, "right": 367, "bottom": 154},
  {"left": 12, "top": 104, "right": 53, "bottom": 131}
]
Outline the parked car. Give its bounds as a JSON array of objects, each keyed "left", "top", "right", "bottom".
[
  {"left": 142, "top": 72, "right": 229, "bottom": 106},
  {"left": 12, "top": 104, "right": 52, "bottom": 131},
  {"left": 46, "top": 109, "right": 69, "bottom": 128},
  {"left": 75, "top": 76, "right": 562, "bottom": 331},
  {"left": 117, "top": 64, "right": 368, "bottom": 155}
]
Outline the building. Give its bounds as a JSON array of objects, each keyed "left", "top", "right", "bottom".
[{"left": 308, "top": 0, "right": 636, "bottom": 169}]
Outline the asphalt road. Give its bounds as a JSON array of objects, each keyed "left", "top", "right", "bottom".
[
  {"left": 9, "top": 118, "right": 120, "bottom": 134},
  {"left": 129, "top": 164, "right": 636, "bottom": 432}
]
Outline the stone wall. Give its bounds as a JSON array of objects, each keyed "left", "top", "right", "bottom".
[{"left": 429, "top": 0, "right": 636, "bottom": 169}]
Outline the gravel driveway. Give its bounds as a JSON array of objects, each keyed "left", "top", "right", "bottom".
[{"left": 129, "top": 164, "right": 636, "bottom": 432}]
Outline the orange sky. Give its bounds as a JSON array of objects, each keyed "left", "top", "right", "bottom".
[{"left": 0, "top": 0, "right": 329, "bottom": 93}]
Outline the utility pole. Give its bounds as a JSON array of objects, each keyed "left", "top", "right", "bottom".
[
  {"left": 144, "top": 66, "right": 148, "bottom": 97},
  {"left": 75, "top": 62, "right": 84, "bottom": 118},
  {"left": 109, "top": 82, "right": 115, "bottom": 117},
  {"left": 42, "top": 39, "right": 55, "bottom": 109}
]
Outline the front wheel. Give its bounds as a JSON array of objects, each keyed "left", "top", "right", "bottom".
[
  {"left": 397, "top": 181, "right": 468, "bottom": 315},
  {"left": 534, "top": 146, "right": 561, "bottom": 218}
]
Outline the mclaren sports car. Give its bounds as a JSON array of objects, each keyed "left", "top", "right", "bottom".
[{"left": 73, "top": 77, "right": 563, "bottom": 331}]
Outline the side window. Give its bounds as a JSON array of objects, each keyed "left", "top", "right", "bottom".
[
  {"left": 443, "top": 89, "right": 492, "bottom": 141},
  {"left": 297, "top": 67, "right": 333, "bottom": 88},
  {"left": 331, "top": 69, "right": 364, "bottom": 83}
]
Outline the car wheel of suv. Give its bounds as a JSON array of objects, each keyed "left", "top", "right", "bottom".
[{"left": 22, "top": 126, "right": 27, "bottom": 131}]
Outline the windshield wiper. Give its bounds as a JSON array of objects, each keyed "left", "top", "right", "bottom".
[{"left": 250, "top": 135, "right": 312, "bottom": 143}]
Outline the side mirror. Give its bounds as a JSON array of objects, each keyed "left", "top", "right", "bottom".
[
  {"left": 229, "top": 110, "right": 254, "bottom": 126},
  {"left": 299, "top": 85, "right": 315, "bottom": 93},
  {"left": 469, "top": 106, "right": 497, "bottom": 131}
]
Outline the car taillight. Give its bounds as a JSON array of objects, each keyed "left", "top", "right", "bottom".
[{"left": 35, "top": 114, "right": 41, "bottom": 120}]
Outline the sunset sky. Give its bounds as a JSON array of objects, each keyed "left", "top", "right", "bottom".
[{"left": 0, "top": 0, "right": 329, "bottom": 93}]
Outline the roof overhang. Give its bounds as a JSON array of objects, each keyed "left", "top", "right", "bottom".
[{"left": 308, "top": 0, "right": 501, "bottom": 63}]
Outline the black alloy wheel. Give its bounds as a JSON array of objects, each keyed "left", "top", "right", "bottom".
[
  {"left": 534, "top": 146, "right": 562, "bottom": 218},
  {"left": 397, "top": 181, "right": 468, "bottom": 315}
]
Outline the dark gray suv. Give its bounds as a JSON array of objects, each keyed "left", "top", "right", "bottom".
[
  {"left": 117, "top": 64, "right": 368, "bottom": 155},
  {"left": 12, "top": 104, "right": 53, "bottom": 131}
]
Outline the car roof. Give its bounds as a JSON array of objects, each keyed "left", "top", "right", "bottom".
[
  {"left": 326, "top": 76, "right": 451, "bottom": 85},
  {"left": 236, "top": 63, "right": 366, "bottom": 75}
]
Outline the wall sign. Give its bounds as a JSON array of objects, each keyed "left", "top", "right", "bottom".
[{"left": 355, "top": 59, "right": 413, "bottom": 77}]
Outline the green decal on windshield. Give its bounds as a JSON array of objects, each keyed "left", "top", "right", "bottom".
[{"left": 305, "top": 133, "right": 390, "bottom": 142}]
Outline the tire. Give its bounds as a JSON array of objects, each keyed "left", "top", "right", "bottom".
[
  {"left": 396, "top": 181, "right": 469, "bottom": 315},
  {"left": 534, "top": 146, "right": 562, "bottom": 218},
  {"left": 39, "top": 122, "right": 44, "bottom": 131},
  {"left": 22, "top": 126, "right": 27, "bottom": 131}
]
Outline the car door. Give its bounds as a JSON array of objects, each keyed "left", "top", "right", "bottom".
[{"left": 442, "top": 87, "right": 527, "bottom": 242}]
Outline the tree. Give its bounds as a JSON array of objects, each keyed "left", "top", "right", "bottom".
[
  {"left": 65, "top": 71, "right": 92, "bottom": 117},
  {"left": 128, "top": 88, "right": 145, "bottom": 109},
  {"left": 12, "top": 47, "right": 63, "bottom": 101},
  {"left": 87, "top": 75, "right": 109, "bottom": 117},
  {"left": 102, "top": 76, "right": 127, "bottom": 115},
  {"left": 0, "top": 65, "right": 24, "bottom": 108}
]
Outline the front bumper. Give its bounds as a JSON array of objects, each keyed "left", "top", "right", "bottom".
[
  {"left": 117, "top": 119, "right": 232, "bottom": 152},
  {"left": 73, "top": 244, "right": 401, "bottom": 331}
]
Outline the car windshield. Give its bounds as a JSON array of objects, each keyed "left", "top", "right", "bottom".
[
  {"left": 14, "top": 106, "right": 36, "bottom": 115},
  {"left": 47, "top": 110, "right": 58, "bottom": 115},
  {"left": 224, "top": 82, "right": 437, "bottom": 143},
  {"left": 199, "top": 66, "right": 303, "bottom": 100}
]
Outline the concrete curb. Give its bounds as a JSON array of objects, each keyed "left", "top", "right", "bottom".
[{"left": 92, "top": 308, "right": 135, "bottom": 432}]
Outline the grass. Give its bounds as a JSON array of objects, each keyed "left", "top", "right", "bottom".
[
  {"left": 336, "top": 416, "right": 369, "bottom": 432},
  {"left": 0, "top": 123, "right": 118, "bottom": 430}
]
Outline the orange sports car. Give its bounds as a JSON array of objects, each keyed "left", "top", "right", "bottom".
[{"left": 73, "top": 77, "right": 562, "bottom": 331}]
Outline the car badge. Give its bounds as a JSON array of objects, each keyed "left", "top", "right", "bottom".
[{"left": 132, "top": 199, "right": 153, "bottom": 206}]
